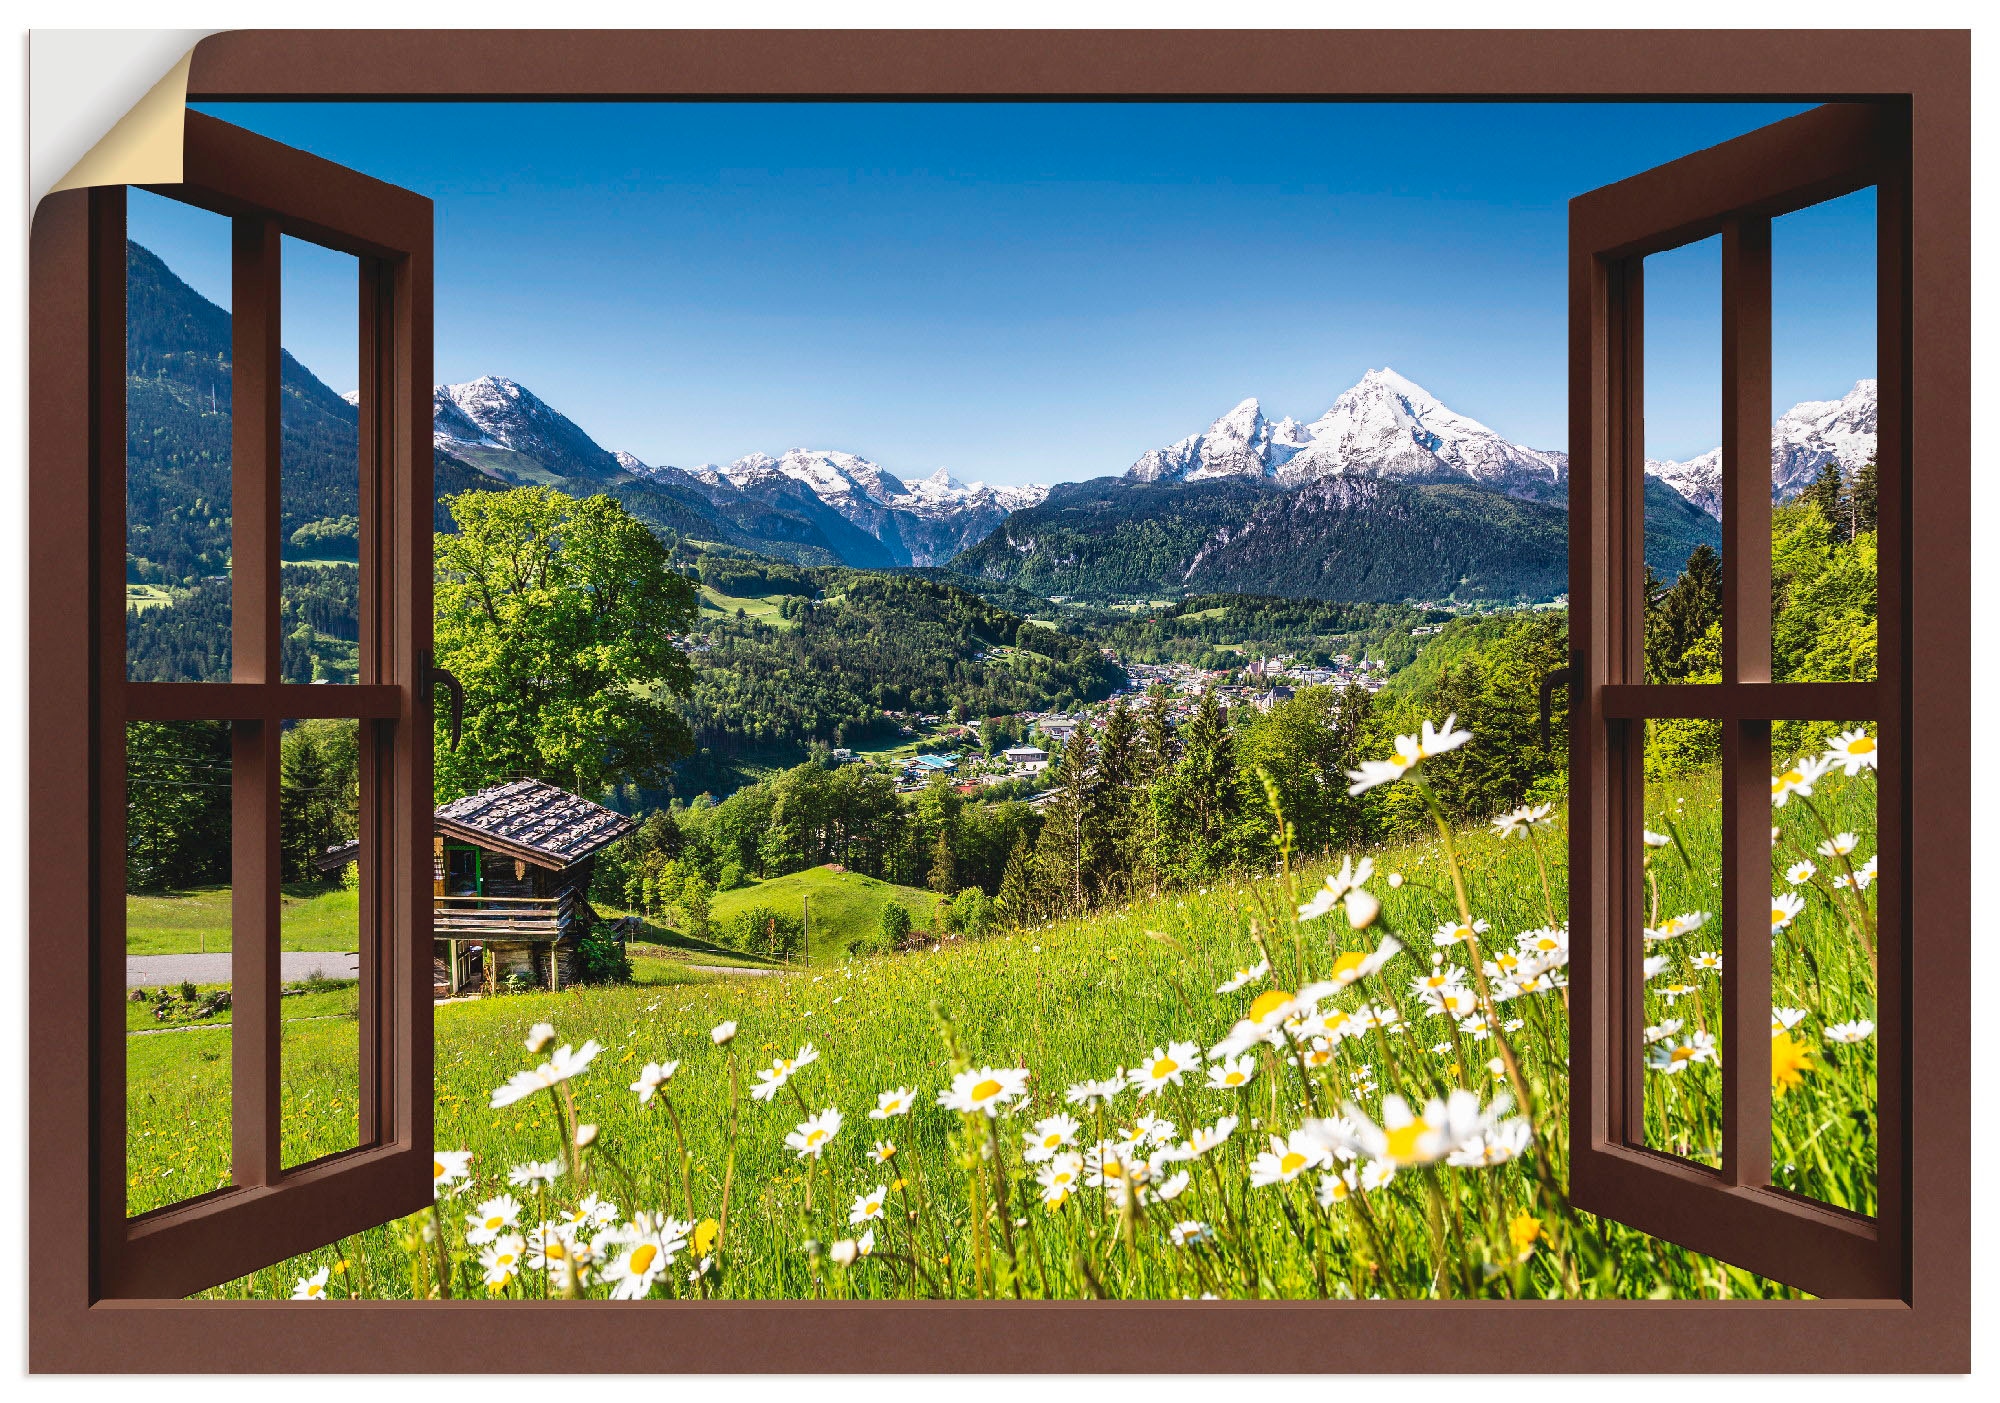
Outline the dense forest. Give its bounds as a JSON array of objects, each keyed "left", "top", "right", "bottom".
[
  {"left": 948, "top": 472, "right": 1722, "bottom": 605},
  {"left": 1085, "top": 594, "right": 1440, "bottom": 670},
  {"left": 126, "top": 564, "right": 365, "bottom": 684},
  {"left": 677, "top": 567, "right": 1125, "bottom": 760},
  {"left": 125, "top": 240, "right": 498, "bottom": 591}
]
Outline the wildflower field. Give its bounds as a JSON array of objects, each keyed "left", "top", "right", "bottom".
[{"left": 135, "top": 720, "right": 1881, "bottom": 1304}]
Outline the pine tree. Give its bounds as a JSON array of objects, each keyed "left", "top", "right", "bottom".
[
  {"left": 995, "top": 834, "right": 1036, "bottom": 927},
  {"left": 1152, "top": 688, "right": 1241, "bottom": 881},
  {"left": 1645, "top": 544, "right": 1724, "bottom": 683},
  {"left": 927, "top": 823, "right": 958, "bottom": 896},
  {"left": 1804, "top": 461, "right": 1847, "bottom": 536},
  {"left": 1848, "top": 457, "right": 1878, "bottom": 537},
  {"left": 1140, "top": 683, "right": 1179, "bottom": 776},
  {"left": 1085, "top": 699, "right": 1143, "bottom": 897}
]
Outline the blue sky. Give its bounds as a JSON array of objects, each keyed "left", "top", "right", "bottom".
[{"left": 135, "top": 101, "right": 1877, "bottom": 483}]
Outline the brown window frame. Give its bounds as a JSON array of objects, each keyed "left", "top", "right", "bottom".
[
  {"left": 28, "top": 28, "right": 1968, "bottom": 1374},
  {"left": 1567, "top": 101, "right": 1909, "bottom": 1301},
  {"left": 37, "top": 112, "right": 437, "bottom": 1303}
]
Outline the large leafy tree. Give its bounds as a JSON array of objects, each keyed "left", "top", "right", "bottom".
[{"left": 434, "top": 487, "right": 697, "bottom": 800}]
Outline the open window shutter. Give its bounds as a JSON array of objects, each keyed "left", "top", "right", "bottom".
[
  {"left": 90, "top": 113, "right": 435, "bottom": 1299},
  {"left": 1567, "top": 103, "right": 1906, "bottom": 1299}
]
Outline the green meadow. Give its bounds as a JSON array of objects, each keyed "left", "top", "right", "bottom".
[
  {"left": 708, "top": 866, "right": 941, "bottom": 960},
  {"left": 125, "top": 884, "right": 362, "bottom": 956},
  {"left": 122, "top": 745, "right": 1881, "bottom": 1303}
]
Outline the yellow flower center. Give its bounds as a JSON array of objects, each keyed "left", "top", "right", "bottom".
[
  {"left": 1224, "top": 1072, "right": 1246, "bottom": 1085},
  {"left": 1278, "top": 1152, "right": 1307, "bottom": 1176},
  {"left": 1150, "top": 1058, "right": 1177, "bottom": 1079},
  {"left": 806, "top": 1128, "right": 827, "bottom": 1146},
  {"left": 1846, "top": 736, "right": 1876, "bottom": 755},
  {"left": 1249, "top": 989, "right": 1295, "bottom": 1023},
  {"left": 1331, "top": 951, "right": 1367, "bottom": 980},
  {"left": 1384, "top": 1118, "right": 1432, "bottom": 1165},
  {"left": 1670, "top": 1046, "right": 1695, "bottom": 1063},
  {"left": 629, "top": 1243, "right": 658, "bottom": 1275},
  {"left": 971, "top": 1078, "right": 1003, "bottom": 1101},
  {"left": 485, "top": 1216, "right": 504, "bottom": 1230},
  {"left": 433, "top": 1160, "right": 451, "bottom": 1179}
]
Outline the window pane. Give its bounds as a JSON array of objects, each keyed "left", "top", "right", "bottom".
[
  {"left": 280, "top": 236, "right": 364, "bottom": 684},
  {"left": 125, "top": 720, "right": 234, "bottom": 1217},
  {"left": 125, "top": 190, "right": 233, "bottom": 682},
  {"left": 279, "top": 717, "right": 365, "bottom": 1168},
  {"left": 1640, "top": 235, "right": 1728, "bottom": 683},
  {"left": 1769, "top": 718, "right": 1878, "bottom": 1216},
  {"left": 1636, "top": 722, "right": 1724, "bottom": 1168},
  {"left": 1770, "top": 190, "right": 1878, "bottom": 685}
]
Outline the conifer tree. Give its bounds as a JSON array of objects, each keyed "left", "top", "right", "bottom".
[{"left": 995, "top": 834, "right": 1036, "bottom": 927}]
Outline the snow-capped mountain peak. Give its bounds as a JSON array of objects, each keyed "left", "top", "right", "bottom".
[
  {"left": 1644, "top": 378, "right": 1877, "bottom": 518},
  {"left": 432, "top": 375, "right": 623, "bottom": 481},
  {"left": 1128, "top": 368, "right": 1566, "bottom": 499}
]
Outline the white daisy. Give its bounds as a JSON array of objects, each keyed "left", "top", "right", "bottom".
[
  {"left": 1771, "top": 891, "right": 1807, "bottom": 933},
  {"left": 1205, "top": 1055, "right": 1256, "bottom": 1091},
  {"left": 1825, "top": 1019, "right": 1876, "bottom": 1044},
  {"left": 1492, "top": 803, "right": 1554, "bottom": 838},
  {"left": 597, "top": 1214, "right": 690, "bottom": 1300},
  {"left": 1817, "top": 832, "right": 1859, "bottom": 858},
  {"left": 1128, "top": 1041, "right": 1202, "bottom": 1097},
  {"left": 1216, "top": 959, "right": 1270, "bottom": 994},
  {"left": 1022, "top": 1112, "right": 1082, "bottom": 1162},
  {"left": 1036, "top": 1152, "right": 1085, "bottom": 1208},
  {"left": 784, "top": 1108, "right": 845, "bottom": 1159},
  {"left": 1822, "top": 728, "right": 1878, "bottom": 776},
  {"left": 432, "top": 1149, "right": 473, "bottom": 1197},
  {"left": 1645, "top": 1030, "right": 1720, "bottom": 1073},
  {"left": 490, "top": 1040, "right": 605, "bottom": 1109},
  {"left": 1785, "top": 860, "right": 1817, "bottom": 886},
  {"left": 1771, "top": 755, "right": 1835, "bottom": 807},
  {"left": 938, "top": 1066, "right": 1031, "bottom": 1117},
  {"left": 630, "top": 1060, "right": 680, "bottom": 1103},
  {"left": 524, "top": 1022, "right": 557, "bottom": 1055},
  {"left": 507, "top": 1158, "right": 564, "bottom": 1189},
  {"left": 849, "top": 1184, "right": 889, "bottom": 1225},
  {"left": 1432, "top": 918, "right": 1491, "bottom": 948},
  {"left": 870, "top": 1086, "right": 917, "bottom": 1119},
  {"left": 710, "top": 1020, "right": 738, "bottom": 1045},
  {"left": 291, "top": 1266, "right": 331, "bottom": 1300},
  {"left": 479, "top": 1233, "right": 526, "bottom": 1289},
  {"left": 464, "top": 1193, "right": 522, "bottom": 1245},
  {"left": 1249, "top": 1130, "right": 1332, "bottom": 1186},
  {"left": 1772, "top": 1006, "right": 1810, "bottom": 1032}
]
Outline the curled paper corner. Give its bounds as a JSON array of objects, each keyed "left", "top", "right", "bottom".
[{"left": 45, "top": 46, "right": 196, "bottom": 197}]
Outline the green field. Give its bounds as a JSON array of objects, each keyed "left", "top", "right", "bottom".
[
  {"left": 124, "top": 883, "right": 362, "bottom": 955},
  {"left": 125, "top": 583, "right": 176, "bottom": 612},
  {"left": 697, "top": 584, "right": 795, "bottom": 629},
  {"left": 708, "top": 866, "right": 941, "bottom": 960},
  {"left": 119, "top": 737, "right": 1877, "bottom": 1303}
]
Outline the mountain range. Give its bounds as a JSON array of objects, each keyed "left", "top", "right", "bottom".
[
  {"left": 431, "top": 377, "right": 1044, "bottom": 568},
  {"left": 125, "top": 238, "right": 1870, "bottom": 609}
]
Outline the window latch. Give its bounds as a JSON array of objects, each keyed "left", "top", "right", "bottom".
[
  {"left": 418, "top": 649, "right": 466, "bottom": 751},
  {"left": 1537, "top": 666, "right": 1573, "bottom": 750}
]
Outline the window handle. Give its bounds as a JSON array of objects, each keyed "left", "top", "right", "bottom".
[
  {"left": 419, "top": 649, "right": 466, "bottom": 751},
  {"left": 1538, "top": 666, "right": 1573, "bottom": 750}
]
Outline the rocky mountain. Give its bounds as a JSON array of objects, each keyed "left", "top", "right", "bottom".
[
  {"left": 1131, "top": 368, "right": 1877, "bottom": 526},
  {"left": 949, "top": 469, "right": 1721, "bottom": 606},
  {"left": 430, "top": 380, "right": 1046, "bottom": 567},
  {"left": 1127, "top": 369, "right": 1568, "bottom": 502},
  {"left": 1646, "top": 378, "right": 1878, "bottom": 518}
]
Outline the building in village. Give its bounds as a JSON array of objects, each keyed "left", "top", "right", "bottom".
[
  {"left": 431, "top": 779, "right": 635, "bottom": 996},
  {"left": 325, "top": 779, "right": 636, "bottom": 998}
]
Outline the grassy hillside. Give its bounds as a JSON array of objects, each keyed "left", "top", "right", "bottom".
[
  {"left": 709, "top": 866, "right": 940, "bottom": 960},
  {"left": 134, "top": 727, "right": 1882, "bottom": 1302},
  {"left": 125, "top": 884, "right": 361, "bottom": 956}
]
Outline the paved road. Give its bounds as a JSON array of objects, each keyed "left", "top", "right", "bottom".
[{"left": 125, "top": 951, "right": 361, "bottom": 989}]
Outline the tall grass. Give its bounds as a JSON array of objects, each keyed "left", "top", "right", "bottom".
[{"left": 140, "top": 730, "right": 1877, "bottom": 1303}]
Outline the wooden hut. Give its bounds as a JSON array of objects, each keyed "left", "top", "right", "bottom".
[{"left": 431, "top": 779, "right": 635, "bottom": 997}]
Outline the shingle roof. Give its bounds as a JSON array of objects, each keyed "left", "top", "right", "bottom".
[{"left": 433, "top": 779, "right": 636, "bottom": 870}]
